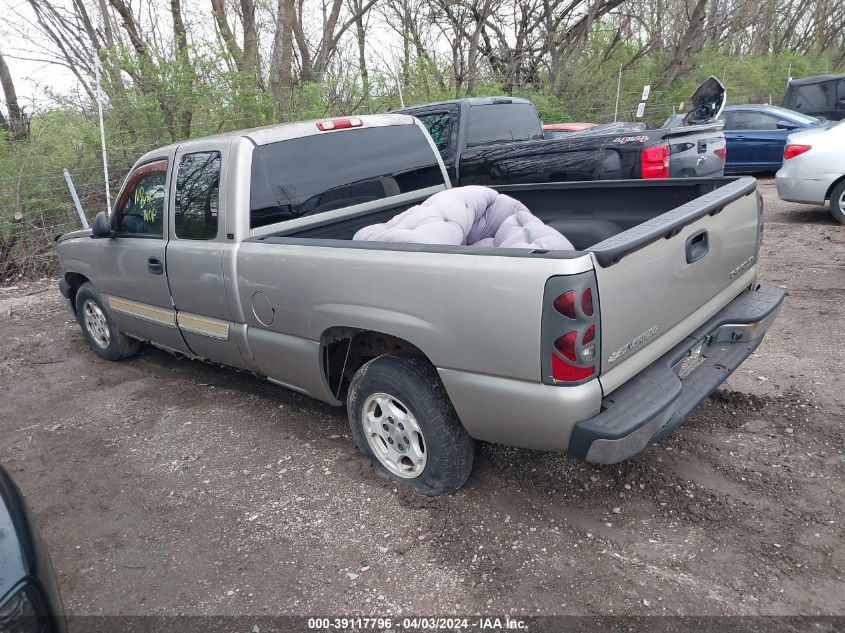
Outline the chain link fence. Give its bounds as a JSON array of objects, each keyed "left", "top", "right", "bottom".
[{"left": 0, "top": 63, "right": 837, "bottom": 283}]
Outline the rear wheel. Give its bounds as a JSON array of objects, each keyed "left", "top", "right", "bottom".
[
  {"left": 75, "top": 283, "right": 141, "bottom": 361},
  {"left": 829, "top": 180, "right": 845, "bottom": 224},
  {"left": 347, "top": 353, "right": 474, "bottom": 495}
]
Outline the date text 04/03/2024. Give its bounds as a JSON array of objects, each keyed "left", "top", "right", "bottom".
[{"left": 306, "top": 616, "right": 528, "bottom": 630}]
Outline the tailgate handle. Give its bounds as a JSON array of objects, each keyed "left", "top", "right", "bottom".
[{"left": 685, "top": 230, "right": 709, "bottom": 264}]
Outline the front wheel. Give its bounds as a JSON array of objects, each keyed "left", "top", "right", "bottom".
[
  {"left": 347, "top": 353, "right": 474, "bottom": 495},
  {"left": 829, "top": 180, "right": 845, "bottom": 224},
  {"left": 75, "top": 283, "right": 141, "bottom": 361}
]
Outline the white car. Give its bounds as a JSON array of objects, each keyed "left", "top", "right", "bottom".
[{"left": 776, "top": 120, "right": 845, "bottom": 223}]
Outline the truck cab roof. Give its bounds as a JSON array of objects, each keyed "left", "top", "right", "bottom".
[
  {"left": 787, "top": 74, "right": 845, "bottom": 86},
  {"left": 396, "top": 96, "right": 534, "bottom": 111},
  {"left": 133, "top": 113, "right": 416, "bottom": 166}
]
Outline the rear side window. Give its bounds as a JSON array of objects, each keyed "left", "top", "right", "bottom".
[
  {"left": 249, "top": 125, "right": 444, "bottom": 228},
  {"left": 175, "top": 151, "right": 221, "bottom": 240},
  {"left": 792, "top": 84, "right": 834, "bottom": 111},
  {"left": 465, "top": 103, "right": 542, "bottom": 147},
  {"left": 416, "top": 112, "right": 452, "bottom": 154}
]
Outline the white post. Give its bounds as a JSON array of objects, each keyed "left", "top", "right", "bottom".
[
  {"left": 93, "top": 46, "right": 112, "bottom": 215},
  {"left": 787, "top": 63, "right": 792, "bottom": 87},
  {"left": 394, "top": 59, "right": 405, "bottom": 109},
  {"left": 613, "top": 64, "right": 622, "bottom": 122},
  {"left": 63, "top": 169, "right": 89, "bottom": 229}
]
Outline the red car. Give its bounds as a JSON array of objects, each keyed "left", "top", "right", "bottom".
[{"left": 542, "top": 122, "right": 597, "bottom": 139}]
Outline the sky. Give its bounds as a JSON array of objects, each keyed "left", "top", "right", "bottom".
[
  {"left": 0, "top": 0, "right": 81, "bottom": 109},
  {"left": 0, "top": 0, "right": 409, "bottom": 113}
]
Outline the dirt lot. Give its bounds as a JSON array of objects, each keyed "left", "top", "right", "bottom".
[{"left": 1, "top": 178, "right": 843, "bottom": 618}]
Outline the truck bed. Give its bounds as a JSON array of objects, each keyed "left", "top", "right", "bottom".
[
  {"left": 250, "top": 176, "right": 760, "bottom": 400},
  {"left": 257, "top": 177, "right": 751, "bottom": 255}
]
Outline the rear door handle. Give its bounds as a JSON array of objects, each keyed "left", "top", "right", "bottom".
[
  {"left": 685, "top": 230, "right": 709, "bottom": 264},
  {"left": 148, "top": 257, "right": 164, "bottom": 275}
]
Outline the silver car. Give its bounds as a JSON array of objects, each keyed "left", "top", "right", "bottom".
[{"left": 776, "top": 120, "right": 845, "bottom": 223}]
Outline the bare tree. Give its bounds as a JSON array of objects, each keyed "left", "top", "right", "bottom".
[
  {"left": 270, "top": 0, "right": 296, "bottom": 110},
  {"left": 0, "top": 49, "right": 28, "bottom": 140},
  {"left": 660, "top": 0, "right": 708, "bottom": 89}
]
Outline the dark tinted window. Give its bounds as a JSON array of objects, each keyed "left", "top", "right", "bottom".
[
  {"left": 794, "top": 84, "right": 834, "bottom": 111},
  {"left": 416, "top": 112, "right": 452, "bottom": 154},
  {"left": 543, "top": 130, "right": 570, "bottom": 140},
  {"left": 465, "top": 103, "right": 542, "bottom": 147},
  {"left": 118, "top": 172, "right": 166, "bottom": 237},
  {"left": 728, "top": 111, "right": 779, "bottom": 130},
  {"left": 250, "top": 125, "right": 443, "bottom": 228},
  {"left": 175, "top": 152, "right": 221, "bottom": 240}
]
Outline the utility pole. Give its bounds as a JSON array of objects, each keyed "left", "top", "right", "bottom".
[
  {"left": 613, "top": 64, "right": 622, "bottom": 122},
  {"left": 93, "top": 45, "right": 111, "bottom": 215}
]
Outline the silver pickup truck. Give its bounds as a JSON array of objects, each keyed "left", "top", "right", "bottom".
[{"left": 57, "top": 114, "right": 784, "bottom": 495}]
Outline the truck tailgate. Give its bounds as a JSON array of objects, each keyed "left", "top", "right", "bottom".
[{"left": 589, "top": 177, "right": 760, "bottom": 394}]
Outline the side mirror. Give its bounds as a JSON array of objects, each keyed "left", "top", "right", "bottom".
[
  {"left": 776, "top": 120, "right": 797, "bottom": 130},
  {"left": 91, "top": 211, "right": 113, "bottom": 239}
]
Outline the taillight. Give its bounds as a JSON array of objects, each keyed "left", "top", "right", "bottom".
[
  {"left": 316, "top": 117, "right": 363, "bottom": 131},
  {"left": 581, "top": 288, "right": 593, "bottom": 316},
  {"left": 551, "top": 354, "right": 594, "bottom": 381},
  {"left": 544, "top": 278, "right": 599, "bottom": 384},
  {"left": 641, "top": 144, "right": 669, "bottom": 179},
  {"left": 554, "top": 331, "right": 578, "bottom": 361},
  {"left": 783, "top": 144, "right": 811, "bottom": 160},
  {"left": 714, "top": 147, "right": 726, "bottom": 162},
  {"left": 553, "top": 291, "right": 576, "bottom": 319}
]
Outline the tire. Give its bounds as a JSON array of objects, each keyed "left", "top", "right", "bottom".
[
  {"left": 75, "top": 283, "right": 141, "bottom": 361},
  {"left": 347, "top": 353, "right": 474, "bottom": 495},
  {"left": 829, "top": 180, "right": 845, "bottom": 224}
]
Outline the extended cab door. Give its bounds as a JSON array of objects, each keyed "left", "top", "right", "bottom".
[
  {"left": 165, "top": 139, "right": 248, "bottom": 369},
  {"left": 96, "top": 155, "right": 191, "bottom": 353}
]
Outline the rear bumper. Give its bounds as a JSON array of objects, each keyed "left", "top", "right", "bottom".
[
  {"left": 775, "top": 166, "right": 836, "bottom": 205},
  {"left": 568, "top": 284, "right": 785, "bottom": 463}
]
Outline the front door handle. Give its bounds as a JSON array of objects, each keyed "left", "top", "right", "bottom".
[{"left": 148, "top": 257, "right": 164, "bottom": 275}]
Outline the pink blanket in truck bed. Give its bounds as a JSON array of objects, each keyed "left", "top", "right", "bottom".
[{"left": 352, "top": 185, "right": 574, "bottom": 251}]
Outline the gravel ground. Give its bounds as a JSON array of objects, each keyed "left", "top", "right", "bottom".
[{"left": 0, "top": 178, "right": 843, "bottom": 619}]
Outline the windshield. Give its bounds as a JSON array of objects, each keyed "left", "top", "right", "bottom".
[{"left": 465, "top": 103, "right": 542, "bottom": 146}]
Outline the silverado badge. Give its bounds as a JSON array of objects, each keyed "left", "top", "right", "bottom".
[{"left": 608, "top": 325, "right": 658, "bottom": 364}]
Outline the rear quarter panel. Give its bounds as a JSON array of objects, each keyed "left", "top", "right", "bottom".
[{"left": 233, "top": 242, "right": 594, "bottom": 399}]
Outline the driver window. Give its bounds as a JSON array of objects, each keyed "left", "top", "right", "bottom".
[{"left": 116, "top": 162, "right": 168, "bottom": 238}]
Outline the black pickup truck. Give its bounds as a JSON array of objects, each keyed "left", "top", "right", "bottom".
[{"left": 397, "top": 77, "right": 727, "bottom": 186}]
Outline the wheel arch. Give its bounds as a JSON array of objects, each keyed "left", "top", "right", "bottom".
[
  {"left": 825, "top": 174, "right": 845, "bottom": 201},
  {"left": 319, "top": 327, "right": 432, "bottom": 403},
  {"left": 64, "top": 272, "right": 91, "bottom": 314}
]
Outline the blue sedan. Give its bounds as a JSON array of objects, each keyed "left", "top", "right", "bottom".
[{"left": 718, "top": 105, "right": 825, "bottom": 173}]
